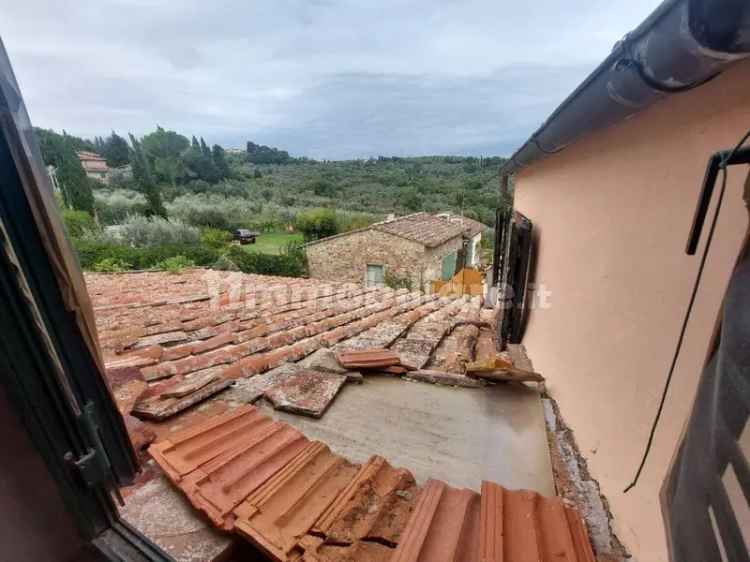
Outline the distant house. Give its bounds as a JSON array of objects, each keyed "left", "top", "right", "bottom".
[
  {"left": 435, "top": 212, "right": 486, "bottom": 267},
  {"left": 306, "top": 212, "right": 481, "bottom": 291},
  {"left": 76, "top": 151, "right": 109, "bottom": 184}
]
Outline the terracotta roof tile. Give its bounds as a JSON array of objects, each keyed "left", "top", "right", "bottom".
[
  {"left": 391, "top": 479, "right": 480, "bottom": 562},
  {"left": 149, "top": 405, "right": 271, "bottom": 481},
  {"left": 91, "top": 271, "right": 475, "bottom": 421},
  {"left": 312, "top": 455, "right": 418, "bottom": 545},
  {"left": 373, "top": 212, "right": 465, "bottom": 247},
  {"left": 132, "top": 378, "right": 233, "bottom": 420},
  {"left": 233, "top": 442, "right": 360, "bottom": 560},
  {"left": 143, "top": 385, "right": 595, "bottom": 562}
]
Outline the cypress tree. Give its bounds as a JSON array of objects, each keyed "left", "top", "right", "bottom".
[
  {"left": 128, "top": 133, "right": 166, "bottom": 218},
  {"left": 102, "top": 131, "right": 130, "bottom": 167},
  {"left": 57, "top": 136, "right": 94, "bottom": 213},
  {"left": 200, "top": 137, "right": 211, "bottom": 159},
  {"left": 212, "top": 144, "right": 230, "bottom": 179}
]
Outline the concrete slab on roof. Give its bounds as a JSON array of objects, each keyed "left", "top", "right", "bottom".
[{"left": 257, "top": 376, "right": 554, "bottom": 495}]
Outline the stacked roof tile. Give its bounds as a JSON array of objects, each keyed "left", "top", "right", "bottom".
[
  {"left": 89, "top": 270, "right": 489, "bottom": 421},
  {"left": 147, "top": 403, "right": 596, "bottom": 562}
]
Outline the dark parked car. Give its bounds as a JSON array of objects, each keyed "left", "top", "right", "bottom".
[{"left": 233, "top": 229, "right": 258, "bottom": 245}]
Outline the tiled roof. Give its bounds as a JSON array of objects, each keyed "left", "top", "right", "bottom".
[
  {"left": 373, "top": 212, "right": 465, "bottom": 247},
  {"left": 77, "top": 150, "right": 109, "bottom": 173},
  {"left": 77, "top": 150, "right": 106, "bottom": 161},
  {"left": 305, "top": 212, "right": 467, "bottom": 249},
  {"left": 89, "top": 270, "right": 595, "bottom": 560},
  {"left": 436, "top": 213, "right": 488, "bottom": 237},
  {"left": 89, "top": 270, "right": 482, "bottom": 420},
  {"left": 146, "top": 403, "right": 595, "bottom": 562}
]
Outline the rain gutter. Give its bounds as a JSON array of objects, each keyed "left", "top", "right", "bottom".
[{"left": 499, "top": 0, "right": 750, "bottom": 177}]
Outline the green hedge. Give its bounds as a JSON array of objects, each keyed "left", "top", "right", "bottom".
[
  {"left": 74, "top": 240, "right": 220, "bottom": 270},
  {"left": 226, "top": 246, "right": 306, "bottom": 277},
  {"left": 73, "top": 240, "right": 306, "bottom": 277}
]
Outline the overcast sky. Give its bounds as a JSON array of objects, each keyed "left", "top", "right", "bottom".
[{"left": 3, "top": 0, "right": 661, "bottom": 159}]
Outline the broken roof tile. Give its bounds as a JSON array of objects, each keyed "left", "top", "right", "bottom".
[
  {"left": 233, "top": 442, "right": 360, "bottom": 561},
  {"left": 132, "top": 378, "right": 233, "bottom": 421},
  {"left": 293, "top": 535, "right": 394, "bottom": 562},
  {"left": 313, "top": 455, "right": 418, "bottom": 546},
  {"left": 264, "top": 370, "right": 348, "bottom": 418}
]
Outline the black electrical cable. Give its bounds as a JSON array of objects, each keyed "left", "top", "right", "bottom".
[{"left": 623, "top": 127, "right": 750, "bottom": 493}]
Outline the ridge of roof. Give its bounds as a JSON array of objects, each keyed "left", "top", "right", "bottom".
[{"left": 305, "top": 212, "right": 465, "bottom": 249}]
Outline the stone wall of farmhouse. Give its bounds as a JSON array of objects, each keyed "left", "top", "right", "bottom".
[{"left": 306, "top": 229, "right": 463, "bottom": 292}]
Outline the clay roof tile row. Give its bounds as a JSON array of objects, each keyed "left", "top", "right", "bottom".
[{"left": 147, "top": 402, "right": 596, "bottom": 562}]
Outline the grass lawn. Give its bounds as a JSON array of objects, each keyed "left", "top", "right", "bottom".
[{"left": 241, "top": 232, "right": 304, "bottom": 255}]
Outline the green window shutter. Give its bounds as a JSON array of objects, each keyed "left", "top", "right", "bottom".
[
  {"left": 366, "top": 264, "right": 384, "bottom": 287},
  {"left": 441, "top": 252, "right": 457, "bottom": 281}
]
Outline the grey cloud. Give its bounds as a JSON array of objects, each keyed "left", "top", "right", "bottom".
[{"left": 1, "top": 0, "right": 662, "bottom": 158}]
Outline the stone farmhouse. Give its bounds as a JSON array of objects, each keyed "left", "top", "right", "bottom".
[
  {"left": 76, "top": 150, "right": 110, "bottom": 184},
  {"left": 305, "top": 212, "right": 484, "bottom": 291}
]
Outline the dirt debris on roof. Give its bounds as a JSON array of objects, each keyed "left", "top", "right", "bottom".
[{"left": 405, "top": 369, "right": 484, "bottom": 388}]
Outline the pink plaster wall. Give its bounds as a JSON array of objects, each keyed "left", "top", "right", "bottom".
[{"left": 513, "top": 58, "right": 750, "bottom": 561}]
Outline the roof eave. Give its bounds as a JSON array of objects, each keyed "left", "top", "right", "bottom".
[{"left": 500, "top": 0, "right": 750, "bottom": 177}]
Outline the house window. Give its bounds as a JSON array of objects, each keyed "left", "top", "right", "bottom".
[{"left": 366, "top": 264, "right": 385, "bottom": 287}]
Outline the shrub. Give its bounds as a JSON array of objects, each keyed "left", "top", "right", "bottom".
[
  {"left": 295, "top": 208, "right": 337, "bottom": 241},
  {"left": 73, "top": 239, "right": 220, "bottom": 270},
  {"left": 212, "top": 254, "right": 240, "bottom": 271},
  {"left": 94, "top": 189, "right": 148, "bottom": 225},
  {"left": 155, "top": 255, "right": 195, "bottom": 274},
  {"left": 92, "top": 257, "right": 132, "bottom": 273},
  {"left": 201, "top": 227, "right": 232, "bottom": 249},
  {"left": 336, "top": 211, "right": 379, "bottom": 233},
  {"left": 385, "top": 270, "right": 413, "bottom": 291},
  {"left": 103, "top": 214, "right": 200, "bottom": 247},
  {"left": 62, "top": 209, "right": 97, "bottom": 238},
  {"left": 166, "top": 193, "right": 261, "bottom": 230},
  {"left": 226, "top": 246, "right": 306, "bottom": 277}
]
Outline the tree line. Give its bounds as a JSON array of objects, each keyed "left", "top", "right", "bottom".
[{"left": 35, "top": 126, "right": 234, "bottom": 218}]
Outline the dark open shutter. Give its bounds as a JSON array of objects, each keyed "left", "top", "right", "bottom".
[
  {"left": 499, "top": 211, "right": 534, "bottom": 344},
  {"left": 661, "top": 236, "right": 750, "bottom": 562}
]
